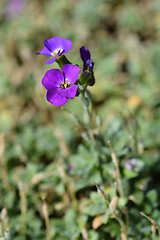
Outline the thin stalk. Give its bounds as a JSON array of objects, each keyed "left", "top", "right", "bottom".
[
  {"left": 78, "top": 218, "right": 89, "bottom": 240},
  {"left": 140, "top": 211, "right": 160, "bottom": 240},
  {"left": 42, "top": 198, "right": 51, "bottom": 240},
  {"left": 152, "top": 225, "right": 156, "bottom": 240},
  {"left": 93, "top": 179, "right": 109, "bottom": 205},
  {"left": 107, "top": 142, "right": 130, "bottom": 236},
  {"left": 18, "top": 181, "right": 27, "bottom": 235},
  {"left": 93, "top": 179, "right": 127, "bottom": 238},
  {"left": 114, "top": 213, "right": 127, "bottom": 239},
  {"left": 108, "top": 141, "right": 124, "bottom": 199}
]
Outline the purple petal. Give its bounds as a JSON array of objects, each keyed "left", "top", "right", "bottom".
[
  {"left": 59, "top": 85, "right": 78, "bottom": 99},
  {"left": 45, "top": 55, "right": 57, "bottom": 65},
  {"left": 42, "top": 69, "right": 64, "bottom": 90},
  {"left": 80, "top": 46, "right": 91, "bottom": 62},
  {"left": 46, "top": 89, "right": 68, "bottom": 106},
  {"left": 61, "top": 39, "right": 72, "bottom": 55},
  {"left": 62, "top": 64, "right": 81, "bottom": 84},
  {"left": 36, "top": 47, "right": 53, "bottom": 56},
  {"left": 85, "top": 59, "right": 94, "bottom": 71},
  {"left": 44, "top": 37, "right": 63, "bottom": 53}
]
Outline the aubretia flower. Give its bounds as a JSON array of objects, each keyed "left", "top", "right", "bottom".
[
  {"left": 37, "top": 36, "right": 72, "bottom": 65},
  {"left": 80, "top": 46, "right": 94, "bottom": 71},
  {"left": 80, "top": 46, "right": 95, "bottom": 86},
  {"left": 4, "top": 0, "right": 25, "bottom": 20},
  {"left": 125, "top": 158, "right": 137, "bottom": 171},
  {"left": 42, "top": 64, "right": 80, "bottom": 106}
]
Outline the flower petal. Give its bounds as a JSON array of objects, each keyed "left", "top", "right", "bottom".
[
  {"left": 42, "top": 69, "right": 64, "bottom": 90},
  {"left": 46, "top": 89, "right": 68, "bottom": 106},
  {"left": 45, "top": 55, "right": 57, "bottom": 65},
  {"left": 61, "top": 39, "right": 72, "bottom": 55},
  {"left": 85, "top": 59, "right": 94, "bottom": 71},
  {"left": 62, "top": 64, "right": 81, "bottom": 84},
  {"left": 36, "top": 47, "right": 53, "bottom": 56},
  {"left": 80, "top": 46, "right": 91, "bottom": 62},
  {"left": 44, "top": 37, "right": 63, "bottom": 52},
  {"left": 59, "top": 85, "right": 78, "bottom": 99}
]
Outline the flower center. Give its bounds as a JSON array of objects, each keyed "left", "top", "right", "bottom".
[
  {"left": 60, "top": 81, "right": 70, "bottom": 89},
  {"left": 52, "top": 48, "right": 60, "bottom": 57}
]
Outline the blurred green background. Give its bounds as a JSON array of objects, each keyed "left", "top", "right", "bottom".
[{"left": 0, "top": 0, "right": 160, "bottom": 239}]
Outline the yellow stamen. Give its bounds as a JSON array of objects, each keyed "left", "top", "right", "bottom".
[
  {"left": 60, "top": 81, "right": 70, "bottom": 89},
  {"left": 52, "top": 49, "right": 59, "bottom": 57}
]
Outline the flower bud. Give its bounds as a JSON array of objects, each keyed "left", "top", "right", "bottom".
[
  {"left": 87, "top": 72, "right": 95, "bottom": 86},
  {"left": 78, "top": 70, "right": 92, "bottom": 85}
]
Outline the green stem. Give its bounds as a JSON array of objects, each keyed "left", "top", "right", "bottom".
[{"left": 56, "top": 55, "right": 71, "bottom": 70}]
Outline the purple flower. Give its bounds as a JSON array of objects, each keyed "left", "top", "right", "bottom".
[
  {"left": 80, "top": 46, "right": 95, "bottom": 86},
  {"left": 4, "top": 0, "right": 25, "bottom": 20},
  {"left": 125, "top": 158, "right": 137, "bottom": 171},
  {"left": 37, "top": 37, "right": 72, "bottom": 65},
  {"left": 42, "top": 64, "right": 80, "bottom": 106},
  {"left": 80, "top": 46, "right": 94, "bottom": 71}
]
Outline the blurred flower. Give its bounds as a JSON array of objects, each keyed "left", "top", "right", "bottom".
[
  {"left": 42, "top": 64, "right": 80, "bottom": 106},
  {"left": 68, "top": 164, "right": 74, "bottom": 172},
  {"left": 37, "top": 37, "right": 72, "bottom": 65},
  {"left": 4, "top": 0, "right": 25, "bottom": 20},
  {"left": 80, "top": 46, "right": 95, "bottom": 86},
  {"left": 124, "top": 158, "right": 137, "bottom": 171}
]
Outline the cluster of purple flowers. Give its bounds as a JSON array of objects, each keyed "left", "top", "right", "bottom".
[{"left": 37, "top": 36, "right": 95, "bottom": 106}]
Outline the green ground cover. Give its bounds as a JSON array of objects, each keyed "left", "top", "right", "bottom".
[{"left": 0, "top": 0, "right": 160, "bottom": 239}]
